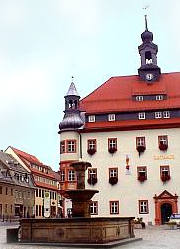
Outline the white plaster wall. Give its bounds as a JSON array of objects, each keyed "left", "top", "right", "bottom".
[
  {"left": 5, "top": 147, "right": 31, "bottom": 172},
  {"left": 60, "top": 131, "right": 80, "bottom": 161},
  {"left": 81, "top": 128, "right": 180, "bottom": 224}
]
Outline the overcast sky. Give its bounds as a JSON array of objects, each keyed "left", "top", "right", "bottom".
[{"left": 1, "top": 0, "right": 180, "bottom": 171}]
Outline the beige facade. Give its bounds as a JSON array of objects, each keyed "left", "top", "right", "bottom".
[
  {"left": 0, "top": 151, "right": 35, "bottom": 220},
  {"left": 6, "top": 146, "right": 61, "bottom": 218},
  {"left": 0, "top": 183, "right": 34, "bottom": 219}
]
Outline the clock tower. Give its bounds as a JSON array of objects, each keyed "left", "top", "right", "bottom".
[{"left": 138, "top": 15, "right": 161, "bottom": 82}]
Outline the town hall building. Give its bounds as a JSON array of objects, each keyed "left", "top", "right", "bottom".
[{"left": 59, "top": 18, "right": 180, "bottom": 225}]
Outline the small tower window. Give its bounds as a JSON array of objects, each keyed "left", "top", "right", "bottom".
[
  {"left": 145, "top": 51, "right": 152, "bottom": 64},
  {"left": 74, "top": 100, "right": 78, "bottom": 109},
  {"left": 68, "top": 100, "right": 73, "bottom": 109}
]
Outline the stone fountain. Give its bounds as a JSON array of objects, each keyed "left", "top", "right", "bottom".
[
  {"left": 65, "top": 161, "right": 98, "bottom": 218},
  {"left": 19, "top": 160, "right": 137, "bottom": 246}
]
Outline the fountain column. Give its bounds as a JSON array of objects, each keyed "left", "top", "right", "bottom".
[{"left": 65, "top": 161, "right": 98, "bottom": 218}]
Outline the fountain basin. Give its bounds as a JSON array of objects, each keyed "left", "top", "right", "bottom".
[
  {"left": 65, "top": 189, "right": 99, "bottom": 200},
  {"left": 65, "top": 189, "right": 99, "bottom": 218},
  {"left": 20, "top": 217, "right": 135, "bottom": 244}
]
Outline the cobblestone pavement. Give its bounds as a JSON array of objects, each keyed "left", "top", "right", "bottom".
[{"left": 0, "top": 224, "right": 180, "bottom": 249}]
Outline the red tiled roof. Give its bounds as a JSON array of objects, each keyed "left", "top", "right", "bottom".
[
  {"left": 80, "top": 73, "right": 180, "bottom": 113},
  {"left": 83, "top": 117, "right": 180, "bottom": 131},
  {"left": 34, "top": 181, "right": 58, "bottom": 191},
  {"left": 11, "top": 147, "right": 42, "bottom": 166},
  {"left": 11, "top": 147, "right": 56, "bottom": 180}
]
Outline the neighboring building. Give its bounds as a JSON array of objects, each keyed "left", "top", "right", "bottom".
[
  {"left": 59, "top": 18, "right": 180, "bottom": 225},
  {"left": 0, "top": 151, "right": 35, "bottom": 219},
  {"left": 6, "top": 146, "right": 61, "bottom": 218}
]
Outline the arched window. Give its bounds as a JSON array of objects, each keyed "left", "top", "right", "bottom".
[
  {"left": 74, "top": 100, "right": 78, "bottom": 109},
  {"left": 68, "top": 100, "right": 73, "bottom": 109},
  {"left": 145, "top": 51, "right": 152, "bottom": 64}
]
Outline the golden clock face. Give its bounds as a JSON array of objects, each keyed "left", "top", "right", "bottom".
[{"left": 146, "top": 73, "right": 154, "bottom": 81}]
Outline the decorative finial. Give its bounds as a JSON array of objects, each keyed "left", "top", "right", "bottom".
[
  {"left": 145, "top": 15, "right": 148, "bottom": 31},
  {"left": 71, "top": 76, "right": 74, "bottom": 82},
  {"left": 143, "top": 5, "right": 149, "bottom": 31}
]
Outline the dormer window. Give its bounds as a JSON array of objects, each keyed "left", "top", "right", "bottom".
[
  {"left": 88, "top": 115, "right": 95, "bottom": 122},
  {"left": 136, "top": 96, "right": 144, "bottom": 101},
  {"left": 138, "top": 112, "right": 146, "bottom": 120},
  {"left": 163, "top": 111, "right": 170, "bottom": 119},
  {"left": 155, "top": 112, "right": 162, "bottom": 119},
  {"left": 108, "top": 114, "right": 116, "bottom": 121},
  {"left": 145, "top": 51, "right": 152, "bottom": 64},
  {"left": 156, "top": 95, "right": 163, "bottom": 101}
]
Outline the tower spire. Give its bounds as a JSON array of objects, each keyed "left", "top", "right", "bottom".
[
  {"left": 138, "top": 16, "right": 161, "bottom": 82},
  {"left": 145, "top": 15, "right": 148, "bottom": 31}
]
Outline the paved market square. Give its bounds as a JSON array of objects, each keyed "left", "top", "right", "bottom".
[{"left": 0, "top": 224, "right": 180, "bottom": 249}]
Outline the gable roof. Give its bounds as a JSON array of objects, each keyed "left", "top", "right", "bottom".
[
  {"left": 80, "top": 72, "right": 180, "bottom": 114},
  {"left": 10, "top": 147, "right": 42, "bottom": 166},
  {"left": 9, "top": 146, "right": 57, "bottom": 183}
]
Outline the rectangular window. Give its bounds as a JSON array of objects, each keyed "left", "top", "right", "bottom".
[
  {"left": 110, "top": 201, "right": 119, "bottom": 214},
  {"left": 36, "top": 205, "right": 38, "bottom": 217},
  {"left": 88, "top": 168, "right": 97, "bottom": 185},
  {"left": 60, "top": 140, "right": 66, "bottom": 154},
  {"left": 87, "top": 139, "right": 96, "bottom": 150},
  {"left": 68, "top": 170, "right": 75, "bottom": 181},
  {"left": 39, "top": 205, "right": 41, "bottom": 217},
  {"left": 156, "top": 95, "right": 163, "bottom": 100},
  {"left": 6, "top": 187, "right": 8, "bottom": 195},
  {"left": 5, "top": 204, "right": 8, "bottom": 213},
  {"left": 67, "top": 140, "right": 76, "bottom": 153},
  {"left": 160, "top": 166, "right": 170, "bottom": 181},
  {"left": 10, "top": 205, "right": 13, "bottom": 213},
  {"left": 139, "top": 200, "right": 148, "bottom": 214},
  {"left": 138, "top": 112, "right": 146, "bottom": 120},
  {"left": 109, "top": 168, "right": 118, "bottom": 178},
  {"left": 137, "top": 166, "right": 147, "bottom": 181},
  {"left": 163, "top": 111, "right": 170, "bottom": 118},
  {"left": 158, "top": 135, "right": 168, "bottom": 146},
  {"left": 90, "top": 201, "right": 98, "bottom": 215},
  {"left": 36, "top": 189, "right": 38, "bottom": 197},
  {"left": 108, "top": 138, "right": 117, "bottom": 150},
  {"left": 108, "top": 114, "right": 116, "bottom": 121},
  {"left": 0, "top": 186, "right": 2, "bottom": 194},
  {"left": 88, "top": 115, "right": 96, "bottom": 122},
  {"left": 155, "top": 112, "right": 162, "bottom": 119},
  {"left": 136, "top": 96, "right": 144, "bottom": 101},
  {"left": 39, "top": 189, "right": 41, "bottom": 198},
  {"left": 136, "top": 137, "right": 145, "bottom": 147},
  {"left": 60, "top": 170, "right": 65, "bottom": 181},
  {"left": 88, "top": 168, "right": 97, "bottom": 179},
  {"left": 11, "top": 188, "right": 13, "bottom": 196}
]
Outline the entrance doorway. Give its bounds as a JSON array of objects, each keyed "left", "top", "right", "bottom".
[
  {"left": 154, "top": 190, "right": 178, "bottom": 225},
  {"left": 161, "top": 203, "right": 172, "bottom": 224}
]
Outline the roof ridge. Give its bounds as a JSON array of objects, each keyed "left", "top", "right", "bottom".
[
  {"left": 80, "top": 77, "right": 114, "bottom": 102},
  {"left": 11, "top": 146, "right": 41, "bottom": 163}
]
